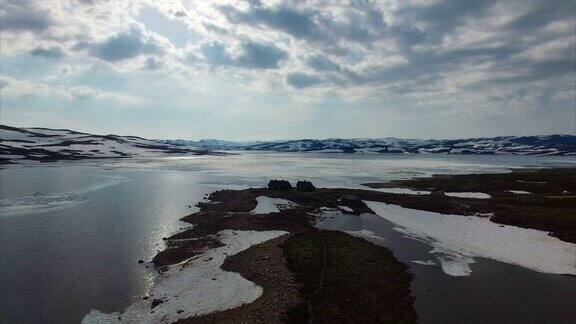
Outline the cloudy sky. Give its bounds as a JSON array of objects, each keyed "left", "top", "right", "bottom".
[{"left": 1, "top": 0, "right": 574, "bottom": 140}]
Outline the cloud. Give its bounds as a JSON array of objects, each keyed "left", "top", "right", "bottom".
[
  {"left": 143, "top": 57, "right": 161, "bottom": 71},
  {"left": 286, "top": 72, "right": 322, "bottom": 89},
  {"left": 201, "top": 40, "right": 287, "bottom": 70},
  {"left": 201, "top": 41, "right": 234, "bottom": 67},
  {"left": 218, "top": 2, "right": 382, "bottom": 45},
  {"left": 85, "top": 27, "right": 162, "bottom": 62},
  {"left": 0, "top": 0, "right": 54, "bottom": 33},
  {"left": 236, "top": 41, "right": 288, "bottom": 69},
  {"left": 30, "top": 46, "right": 65, "bottom": 59},
  {"left": 0, "top": 76, "right": 52, "bottom": 97},
  {"left": 0, "top": 75, "right": 142, "bottom": 104},
  {"left": 225, "top": 4, "right": 320, "bottom": 40},
  {"left": 174, "top": 10, "right": 187, "bottom": 18},
  {"left": 506, "top": 0, "right": 575, "bottom": 32},
  {"left": 306, "top": 55, "right": 341, "bottom": 72}
]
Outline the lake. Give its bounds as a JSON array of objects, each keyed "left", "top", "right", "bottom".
[{"left": 1, "top": 153, "right": 574, "bottom": 323}]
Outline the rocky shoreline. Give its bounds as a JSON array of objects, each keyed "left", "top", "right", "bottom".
[{"left": 153, "top": 181, "right": 416, "bottom": 323}]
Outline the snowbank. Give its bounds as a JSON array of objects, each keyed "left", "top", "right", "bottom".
[
  {"left": 82, "top": 229, "right": 287, "bottom": 323},
  {"left": 365, "top": 201, "right": 576, "bottom": 276},
  {"left": 250, "top": 196, "right": 296, "bottom": 214}
]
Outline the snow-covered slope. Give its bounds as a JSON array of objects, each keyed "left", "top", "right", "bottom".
[
  {"left": 0, "top": 125, "right": 213, "bottom": 164},
  {"left": 173, "top": 135, "right": 576, "bottom": 156}
]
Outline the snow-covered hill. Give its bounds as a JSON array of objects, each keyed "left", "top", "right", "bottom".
[
  {"left": 168, "top": 135, "right": 576, "bottom": 156},
  {"left": 0, "top": 125, "right": 215, "bottom": 164}
]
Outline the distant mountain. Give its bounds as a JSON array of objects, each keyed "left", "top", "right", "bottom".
[
  {"left": 167, "top": 135, "right": 576, "bottom": 156},
  {"left": 0, "top": 125, "right": 217, "bottom": 164},
  {"left": 160, "top": 139, "right": 267, "bottom": 150}
]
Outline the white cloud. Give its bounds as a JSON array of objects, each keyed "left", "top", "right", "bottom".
[{"left": 0, "top": 75, "right": 144, "bottom": 105}]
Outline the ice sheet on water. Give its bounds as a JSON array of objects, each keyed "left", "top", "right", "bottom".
[
  {"left": 0, "top": 176, "right": 126, "bottom": 216},
  {"left": 366, "top": 201, "right": 576, "bottom": 276},
  {"left": 105, "top": 152, "right": 553, "bottom": 190},
  {"left": 0, "top": 192, "right": 86, "bottom": 216}
]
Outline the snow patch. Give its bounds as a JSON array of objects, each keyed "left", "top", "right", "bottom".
[
  {"left": 445, "top": 192, "right": 491, "bottom": 199},
  {"left": 412, "top": 260, "right": 436, "bottom": 266},
  {"left": 250, "top": 196, "right": 296, "bottom": 214},
  {"left": 365, "top": 201, "right": 576, "bottom": 276},
  {"left": 344, "top": 229, "right": 384, "bottom": 241},
  {"left": 507, "top": 190, "right": 531, "bottom": 195},
  {"left": 517, "top": 180, "right": 547, "bottom": 184},
  {"left": 82, "top": 229, "right": 287, "bottom": 324},
  {"left": 338, "top": 206, "right": 354, "bottom": 212}
]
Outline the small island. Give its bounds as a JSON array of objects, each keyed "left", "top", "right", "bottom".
[{"left": 85, "top": 168, "right": 575, "bottom": 323}]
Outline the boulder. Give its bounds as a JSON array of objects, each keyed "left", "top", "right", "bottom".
[
  {"left": 267, "top": 180, "right": 292, "bottom": 190},
  {"left": 296, "top": 180, "right": 316, "bottom": 191}
]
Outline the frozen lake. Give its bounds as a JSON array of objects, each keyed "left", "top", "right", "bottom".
[{"left": 1, "top": 152, "right": 574, "bottom": 323}]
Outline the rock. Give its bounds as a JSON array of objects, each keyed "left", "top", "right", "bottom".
[
  {"left": 296, "top": 180, "right": 316, "bottom": 191},
  {"left": 143, "top": 296, "right": 149, "bottom": 300},
  {"left": 267, "top": 179, "right": 292, "bottom": 190},
  {"left": 151, "top": 299, "right": 163, "bottom": 309},
  {"left": 431, "top": 191, "right": 446, "bottom": 197},
  {"left": 138, "top": 259, "right": 145, "bottom": 264},
  {"left": 177, "top": 310, "right": 184, "bottom": 314}
]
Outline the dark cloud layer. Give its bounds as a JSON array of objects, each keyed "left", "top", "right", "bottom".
[
  {"left": 219, "top": 0, "right": 574, "bottom": 93},
  {"left": 218, "top": 2, "right": 385, "bottom": 47}
]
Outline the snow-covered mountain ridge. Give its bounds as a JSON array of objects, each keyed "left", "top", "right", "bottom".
[
  {"left": 2, "top": 125, "right": 574, "bottom": 165},
  {"left": 0, "top": 125, "right": 214, "bottom": 164},
  {"left": 163, "top": 135, "right": 576, "bottom": 156}
]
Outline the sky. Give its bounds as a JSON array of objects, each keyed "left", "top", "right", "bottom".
[{"left": 0, "top": 0, "right": 574, "bottom": 140}]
